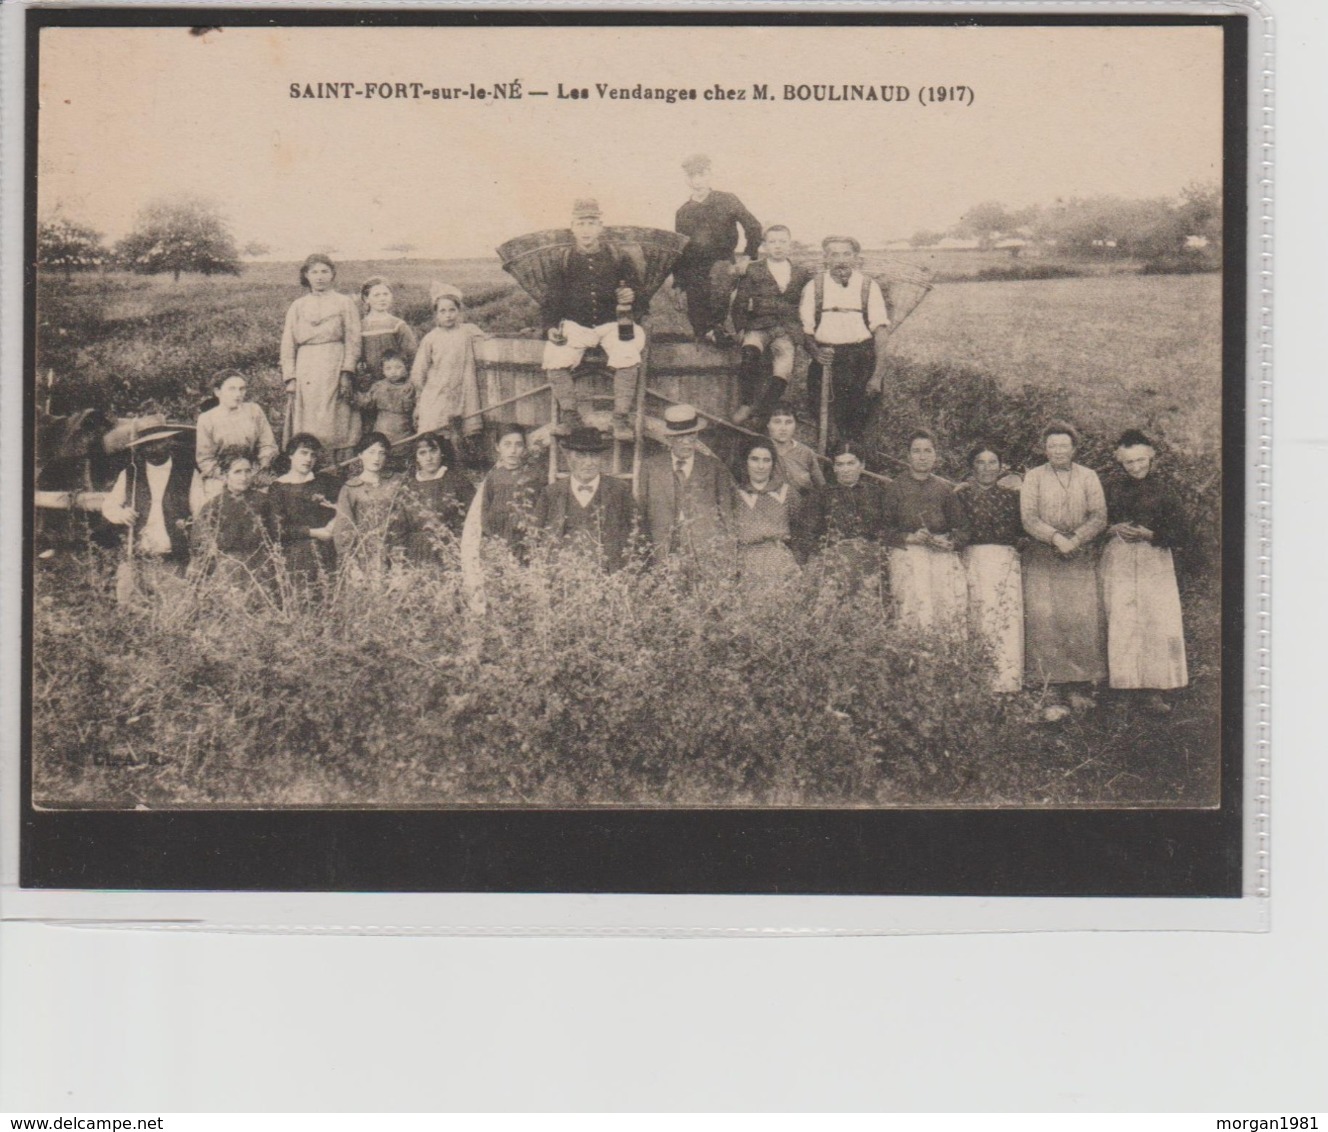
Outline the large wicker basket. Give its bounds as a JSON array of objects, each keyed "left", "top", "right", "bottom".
[{"left": 496, "top": 226, "right": 689, "bottom": 307}]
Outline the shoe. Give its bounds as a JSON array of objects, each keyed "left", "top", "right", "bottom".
[
  {"left": 1041, "top": 704, "right": 1071, "bottom": 723},
  {"left": 709, "top": 327, "right": 734, "bottom": 347},
  {"left": 1144, "top": 692, "right": 1173, "bottom": 715},
  {"left": 732, "top": 405, "right": 753, "bottom": 425}
]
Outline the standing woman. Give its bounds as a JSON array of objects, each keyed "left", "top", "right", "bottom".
[
  {"left": 333, "top": 432, "right": 402, "bottom": 568},
  {"left": 460, "top": 424, "right": 543, "bottom": 610},
  {"left": 281, "top": 253, "right": 363, "bottom": 465},
  {"left": 395, "top": 433, "right": 476, "bottom": 565},
  {"left": 810, "top": 440, "right": 888, "bottom": 596},
  {"left": 1020, "top": 421, "right": 1108, "bottom": 714},
  {"left": 195, "top": 370, "right": 279, "bottom": 505},
  {"left": 270, "top": 432, "right": 339, "bottom": 592},
  {"left": 882, "top": 430, "right": 969, "bottom": 633},
  {"left": 1100, "top": 429, "right": 1189, "bottom": 710},
  {"left": 733, "top": 437, "right": 803, "bottom": 591},
  {"left": 956, "top": 443, "right": 1025, "bottom": 692}
]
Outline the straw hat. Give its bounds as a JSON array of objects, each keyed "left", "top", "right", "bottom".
[{"left": 662, "top": 404, "right": 706, "bottom": 436}]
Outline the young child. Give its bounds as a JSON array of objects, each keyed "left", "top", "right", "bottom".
[
  {"left": 411, "top": 283, "right": 486, "bottom": 446},
  {"left": 766, "top": 403, "right": 825, "bottom": 498},
  {"left": 359, "top": 276, "right": 418, "bottom": 390},
  {"left": 730, "top": 225, "right": 813, "bottom": 427},
  {"left": 356, "top": 349, "right": 416, "bottom": 445}
]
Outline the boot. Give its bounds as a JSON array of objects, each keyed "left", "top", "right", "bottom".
[
  {"left": 751, "top": 375, "right": 789, "bottom": 431},
  {"left": 612, "top": 366, "right": 640, "bottom": 440},
  {"left": 548, "top": 368, "right": 578, "bottom": 436},
  {"left": 737, "top": 345, "right": 763, "bottom": 411}
]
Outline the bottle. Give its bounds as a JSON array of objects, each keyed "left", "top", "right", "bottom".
[{"left": 616, "top": 279, "right": 633, "bottom": 342}]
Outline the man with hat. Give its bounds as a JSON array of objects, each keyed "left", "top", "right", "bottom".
[
  {"left": 799, "top": 235, "right": 892, "bottom": 446},
  {"left": 673, "top": 154, "right": 763, "bottom": 346},
  {"left": 540, "top": 198, "right": 648, "bottom": 440},
  {"left": 100, "top": 424, "right": 202, "bottom": 602},
  {"left": 638, "top": 403, "right": 736, "bottom": 570},
  {"left": 535, "top": 426, "right": 642, "bottom": 573}
]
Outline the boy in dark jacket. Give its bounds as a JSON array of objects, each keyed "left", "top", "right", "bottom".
[{"left": 730, "top": 225, "right": 813, "bottom": 428}]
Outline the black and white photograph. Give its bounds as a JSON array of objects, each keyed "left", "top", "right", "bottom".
[{"left": 17, "top": 10, "right": 1249, "bottom": 894}]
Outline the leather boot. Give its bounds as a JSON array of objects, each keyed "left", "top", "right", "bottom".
[
  {"left": 548, "top": 368, "right": 578, "bottom": 436},
  {"left": 612, "top": 366, "right": 639, "bottom": 440}
]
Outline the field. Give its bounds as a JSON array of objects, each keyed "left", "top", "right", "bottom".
[{"left": 30, "top": 258, "right": 1225, "bottom": 809}]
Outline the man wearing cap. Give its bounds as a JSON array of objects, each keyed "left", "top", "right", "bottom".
[
  {"left": 673, "top": 154, "right": 763, "bottom": 346},
  {"left": 101, "top": 425, "right": 203, "bottom": 602},
  {"left": 799, "top": 236, "right": 892, "bottom": 445},
  {"left": 639, "top": 403, "right": 736, "bottom": 571},
  {"left": 540, "top": 199, "right": 648, "bottom": 440},
  {"left": 535, "top": 427, "right": 642, "bottom": 572}
]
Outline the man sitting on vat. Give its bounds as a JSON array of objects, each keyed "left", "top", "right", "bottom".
[{"left": 539, "top": 198, "right": 649, "bottom": 442}]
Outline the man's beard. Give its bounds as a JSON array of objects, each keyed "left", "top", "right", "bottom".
[{"left": 830, "top": 266, "right": 853, "bottom": 283}]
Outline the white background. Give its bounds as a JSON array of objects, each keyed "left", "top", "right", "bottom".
[{"left": 1, "top": 0, "right": 1323, "bottom": 1112}]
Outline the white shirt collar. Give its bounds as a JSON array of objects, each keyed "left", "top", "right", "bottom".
[{"left": 571, "top": 475, "right": 601, "bottom": 504}]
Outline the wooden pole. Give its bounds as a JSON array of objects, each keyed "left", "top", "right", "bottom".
[
  {"left": 630, "top": 331, "right": 648, "bottom": 500},
  {"left": 818, "top": 351, "right": 832, "bottom": 457}
]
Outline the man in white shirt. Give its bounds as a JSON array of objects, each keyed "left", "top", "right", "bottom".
[
  {"left": 101, "top": 425, "right": 202, "bottom": 603},
  {"left": 799, "top": 235, "right": 892, "bottom": 445}
]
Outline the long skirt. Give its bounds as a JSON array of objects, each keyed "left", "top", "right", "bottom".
[
  {"left": 888, "top": 544, "right": 967, "bottom": 633},
  {"left": 285, "top": 340, "right": 361, "bottom": 455},
  {"left": 963, "top": 543, "right": 1024, "bottom": 693},
  {"left": 1100, "top": 539, "right": 1188, "bottom": 690},
  {"left": 1022, "top": 543, "right": 1107, "bottom": 685}
]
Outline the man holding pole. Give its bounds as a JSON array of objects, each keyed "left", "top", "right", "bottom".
[{"left": 799, "top": 236, "right": 892, "bottom": 448}]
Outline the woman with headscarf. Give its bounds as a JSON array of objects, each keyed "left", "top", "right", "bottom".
[
  {"left": 1020, "top": 421, "right": 1108, "bottom": 716},
  {"left": 411, "top": 282, "right": 486, "bottom": 447},
  {"left": 1100, "top": 429, "right": 1189, "bottom": 711},
  {"left": 281, "top": 253, "right": 363, "bottom": 464}
]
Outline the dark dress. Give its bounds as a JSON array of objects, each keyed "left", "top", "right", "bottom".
[
  {"left": 394, "top": 469, "right": 476, "bottom": 564},
  {"left": 193, "top": 488, "right": 278, "bottom": 587},
  {"left": 270, "top": 473, "right": 340, "bottom": 586},
  {"left": 811, "top": 478, "right": 889, "bottom": 592}
]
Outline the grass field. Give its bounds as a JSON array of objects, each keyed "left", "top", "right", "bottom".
[{"left": 30, "top": 258, "right": 1226, "bottom": 810}]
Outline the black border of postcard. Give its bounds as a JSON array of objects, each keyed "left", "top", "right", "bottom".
[{"left": 20, "top": 8, "right": 1249, "bottom": 897}]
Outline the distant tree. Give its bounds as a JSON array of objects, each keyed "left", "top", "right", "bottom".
[
  {"left": 37, "top": 215, "right": 108, "bottom": 280},
  {"left": 1177, "top": 181, "right": 1222, "bottom": 250},
  {"left": 383, "top": 242, "right": 418, "bottom": 259},
  {"left": 115, "top": 194, "right": 242, "bottom": 282},
  {"left": 908, "top": 229, "right": 945, "bottom": 249},
  {"left": 951, "top": 201, "right": 1035, "bottom": 250},
  {"left": 241, "top": 240, "right": 272, "bottom": 259}
]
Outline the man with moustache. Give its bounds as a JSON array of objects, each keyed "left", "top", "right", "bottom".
[{"left": 799, "top": 235, "right": 892, "bottom": 446}]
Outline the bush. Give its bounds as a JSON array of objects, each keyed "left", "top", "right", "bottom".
[{"left": 33, "top": 538, "right": 1006, "bottom": 808}]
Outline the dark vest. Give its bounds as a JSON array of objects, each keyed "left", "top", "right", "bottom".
[{"left": 126, "top": 456, "right": 194, "bottom": 563}]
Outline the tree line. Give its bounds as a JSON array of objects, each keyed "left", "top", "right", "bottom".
[{"left": 907, "top": 182, "right": 1222, "bottom": 263}]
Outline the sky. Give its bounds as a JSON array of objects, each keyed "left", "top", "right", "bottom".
[{"left": 36, "top": 23, "right": 1225, "bottom": 260}]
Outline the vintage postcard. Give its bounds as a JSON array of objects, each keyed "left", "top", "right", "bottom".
[{"left": 9, "top": 6, "right": 1258, "bottom": 900}]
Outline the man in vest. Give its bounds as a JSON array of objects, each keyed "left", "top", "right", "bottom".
[
  {"left": 535, "top": 426, "right": 641, "bottom": 572},
  {"left": 799, "top": 236, "right": 892, "bottom": 445},
  {"left": 638, "top": 403, "right": 736, "bottom": 572},
  {"left": 101, "top": 424, "right": 202, "bottom": 603},
  {"left": 540, "top": 198, "right": 648, "bottom": 440},
  {"left": 673, "top": 154, "right": 763, "bottom": 346}
]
